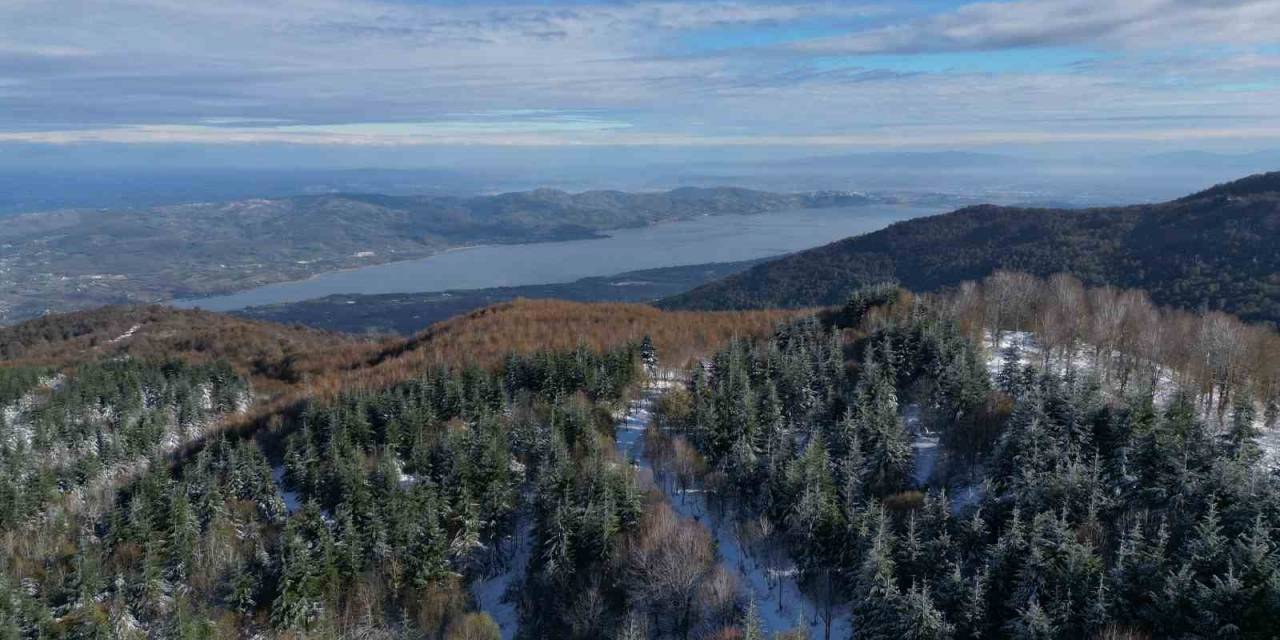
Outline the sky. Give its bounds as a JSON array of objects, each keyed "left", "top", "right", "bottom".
[{"left": 2, "top": 0, "right": 1280, "bottom": 168}]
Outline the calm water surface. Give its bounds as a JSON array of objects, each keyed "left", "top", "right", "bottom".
[{"left": 177, "top": 204, "right": 936, "bottom": 311}]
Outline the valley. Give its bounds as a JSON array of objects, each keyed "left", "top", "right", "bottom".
[
  {"left": 0, "top": 187, "right": 876, "bottom": 325},
  {"left": 0, "top": 173, "right": 1278, "bottom": 639},
  {"left": 173, "top": 201, "right": 929, "bottom": 313},
  {"left": 6, "top": 1, "right": 1279, "bottom": 636}
]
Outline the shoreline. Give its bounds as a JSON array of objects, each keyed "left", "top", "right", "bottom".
[
  {"left": 156, "top": 204, "right": 908, "bottom": 312},
  {"left": 169, "top": 240, "right": 516, "bottom": 308},
  {"left": 167, "top": 205, "right": 881, "bottom": 310},
  {"left": 166, "top": 222, "right": 719, "bottom": 310}
]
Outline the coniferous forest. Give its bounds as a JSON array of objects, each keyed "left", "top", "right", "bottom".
[
  {"left": 0, "top": 344, "right": 651, "bottom": 638},
  {"left": 653, "top": 279, "right": 1280, "bottom": 639},
  {"left": 0, "top": 273, "right": 1277, "bottom": 639},
  {"left": 6, "top": 2, "right": 1280, "bottom": 637}
]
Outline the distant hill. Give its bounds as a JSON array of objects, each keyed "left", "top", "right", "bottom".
[
  {"left": 662, "top": 171, "right": 1280, "bottom": 323},
  {"left": 0, "top": 187, "right": 868, "bottom": 324}
]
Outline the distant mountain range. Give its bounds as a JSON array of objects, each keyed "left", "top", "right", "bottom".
[
  {"left": 0, "top": 187, "right": 867, "bottom": 325},
  {"left": 662, "top": 171, "right": 1280, "bottom": 324},
  {"left": 674, "top": 150, "right": 1280, "bottom": 204}
]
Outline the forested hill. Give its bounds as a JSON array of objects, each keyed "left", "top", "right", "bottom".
[
  {"left": 662, "top": 171, "right": 1280, "bottom": 323},
  {"left": 0, "top": 186, "right": 867, "bottom": 324},
  {"left": 0, "top": 300, "right": 804, "bottom": 638}
]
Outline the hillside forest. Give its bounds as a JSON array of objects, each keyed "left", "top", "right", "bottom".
[
  {"left": 663, "top": 172, "right": 1280, "bottom": 325},
  {"left": 0, "top": 272, "right": 1276, "bottom": 639}
]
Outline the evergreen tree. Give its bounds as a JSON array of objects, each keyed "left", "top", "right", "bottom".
[
  {"left": 741, "top": 598, "right": 766, "bottom": 640},
  {"left": 899, "top": 581, "right": 955, "bottom": 640}
]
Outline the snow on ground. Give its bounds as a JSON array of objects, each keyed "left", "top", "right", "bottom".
[
  {"left": 617, "top": 386, "right": 853, "bottom": 638},
  {"left": 904, "top": 403, "right": 938, "bottom": 488},
  {"left": 271, "top": 465, "right": 302, "bottom": 514},
  {"left": 905, "top": 402, "right": 990, "bottom": 514},
  {"left": 984, "top": 330, "right": 1279, "bottom": 467},
  {"left": 1261, "top": 428, "right": 1280, "bottom": 469},
  {"left": 108, "top": 324, "right": 141, "bottom": 344},
  {"left": 472, "top": 517, "right": 532, "bottom": 640}
]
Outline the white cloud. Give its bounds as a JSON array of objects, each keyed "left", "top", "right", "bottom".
[
  {"left": 0, "top": 0, "right": 1277, "bottom": 149},
  {"left": 6, "top": 118, "right": 1280, "bottom": 148},
  {"left": 793, "top": 0, "right": 1280, "bottom": 53}
]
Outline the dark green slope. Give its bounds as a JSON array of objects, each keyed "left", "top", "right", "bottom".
[{"left": 661, "top": 171, "right": 1280, "bottom": 323}]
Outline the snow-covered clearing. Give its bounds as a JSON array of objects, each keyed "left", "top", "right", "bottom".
[
  {"left": 984, "top": 330, "right": 1280, "bottom": 467},
  {"left": 471, "top": 517, "right": 532, "bottom": 640},
  {"left": 617, "top": 385, "right": 853, "bottom": 638},
  {"left": 984, "top": 331, "right": 1181, "bottom": 402},
  {"left": 271, "top": 465, "right": 303, "bottom": 514}
]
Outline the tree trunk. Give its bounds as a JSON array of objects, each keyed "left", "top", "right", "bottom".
[
  {"left": 823, "top": 570, "right": 833, "bottom": 640},
  {"left": 682, "top": 596, "right": 693, "bottom": 640}
]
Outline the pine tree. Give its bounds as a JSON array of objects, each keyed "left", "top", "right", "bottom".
[
  {"left": 742, "top": 598, "right": 766, "bottom": 640},
  {"left": 860, "top": 367, "right": 910, "bottom": 496},
  {"left": 1084, "top": 575, "right": 1108, "bottom": 636},
  {"left": 1006, "top": 598, "right": 1056, "bottom": 640},
  {"left": 1189, "top": 502, "right": 1228, "bottom": 580},
  {"left": 168, "top": 489, "right": 199, "bottom": 581},
  {"left": 958, "top": 568, "right": 990, "bottom": 639},
  {"left": 640, "top": 335, "right": 658, "bottom": 380},
  {"left": 854, "top": 507, "right": 904, "bottom": 640},
  {"left": 1222, "top": 393, "right": 1261, "bottom": 463},
  {"left": 997, "top": 343, "right": 1023, "bottom": 396},
  {"left": 899, "top": 581, "right": 955, "bottom": 640},
  {"left": 1194, "top": 564, "right": 1247, "bottom": 639}
]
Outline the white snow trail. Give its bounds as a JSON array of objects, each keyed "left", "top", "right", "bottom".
[
  {"left": 616, "top": 385, "right": 854, "bottom": 638},
  {"left": 472, "top": 517, "right": 533, "bottom": 640}
]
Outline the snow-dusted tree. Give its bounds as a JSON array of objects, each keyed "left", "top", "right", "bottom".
[
  {"left": 899, "top": 581, "right": 955, "bottom": 640},
  {"left": 640, "top": 334, "right": 658, "bottom": 380}
]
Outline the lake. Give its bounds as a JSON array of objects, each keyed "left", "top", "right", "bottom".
[{"left": 176, "top": 203, "right": 937, "bottom": 311}]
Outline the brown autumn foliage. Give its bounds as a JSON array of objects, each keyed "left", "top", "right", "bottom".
[
  {"left": 385, "top": 298, "right": 805, "bottom": 371},
  {"left": 939, "top": 271, "right": 1280, "bottom": 418},
  {"left": 0, "top": 299, "right": 801, "bottom": 460},
  {"left": 0, "top": 304, "right": 385, "bottom": 398}
]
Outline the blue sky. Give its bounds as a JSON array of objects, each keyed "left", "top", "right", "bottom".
[{"left": 1, "top": 0, "right": 1278, "bottom": 164}]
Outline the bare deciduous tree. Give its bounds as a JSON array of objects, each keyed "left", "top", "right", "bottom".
[
  {"left": 624, "top": 503, "right": 718, "bottom": 639},
  {"left": 983, "top": 271, "right": 1040, "bottom": 349}
]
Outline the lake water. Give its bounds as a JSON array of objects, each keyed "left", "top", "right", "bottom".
[{"left": 177, "top": 204, "right": 937, "bottom": 311}]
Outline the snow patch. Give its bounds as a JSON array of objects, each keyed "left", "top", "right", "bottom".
[
  {"left": 984, "top": 330, "right": 1271, "bottom": 458},
  {"left": 617, "top": 386, "right": 853, "bottom": 637},
  {"left": 108, "top": 324, "right": 141, "bottom": 344},
  {"left": 472, "top": 517, "right": 532, "bottom": 640},
  {"left": 272, "top": 465, "right": 303, "bottom": 514},
  {"left": 905, "top": 403, "right": 938, "bottom": 487}
]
